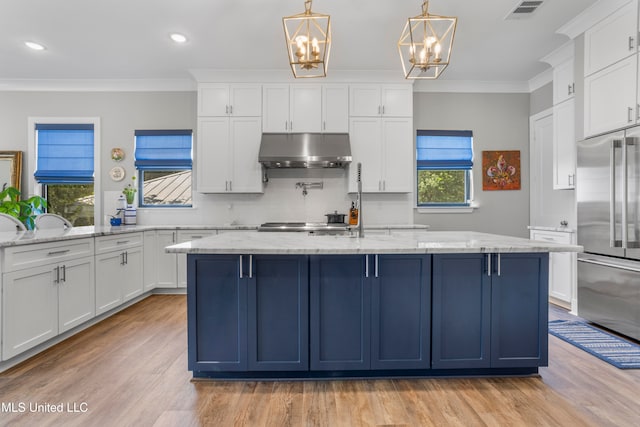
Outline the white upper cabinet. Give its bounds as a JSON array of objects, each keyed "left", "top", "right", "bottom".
[
  {"left": 262, "top": 84, "right": 330, "bottom": 133},
  {"left": 322, "top": 84, "right": 349, "bottom": 132},
  {"left": 198, "top": 84, "right": 262, "bottom": 117},
  {"left": 553, "top": 59, "right": 575, "bottom": 105},
  {"left": 197, "top": 116, "right": 263, "bottom": 193},
  {"left": 262, "top": 84, "right": 348, "bottom": 133},
  {"left": 584, "top": 0, "right": 638, "bottom": 76},
  {"left": 350, "top": 84, "right": 413, "bottom": 117},
  {"left": 290, "top": 85, "right": 322, "bottom": 132},
  {"left": 348, "top": 117, "right": 413, "bottom": 193},
  {"left": 553, "top": 98, "right": 576, "bottom": 189},
  {"left": 584, "top": 55, "right": 637, "bottom": 137}
]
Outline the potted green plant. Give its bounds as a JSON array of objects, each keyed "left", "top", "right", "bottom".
[
  {"left": 0, "top": 186, "right": 47, "bottom": 230},
  {"left": 122, "top": 176, "right": 137, "bottom": 205}
]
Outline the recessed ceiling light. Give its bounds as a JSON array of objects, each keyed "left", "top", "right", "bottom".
[
  {"left": 25, "top": 41, "right": 46, "bottom": 51},
  {"left": 170, "top": 33, "right": 187, "bottom": 43}
]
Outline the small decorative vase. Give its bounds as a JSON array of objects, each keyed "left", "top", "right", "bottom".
[{"left": 124, "top": 204, "right": 137, "bottom": 225}]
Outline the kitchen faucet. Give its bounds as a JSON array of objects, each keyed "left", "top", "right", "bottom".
[{"left": 357, "top": 163, "right": 364, "bottom": 238}]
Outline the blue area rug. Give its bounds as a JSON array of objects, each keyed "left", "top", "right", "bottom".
[{"left": 549, "top": 320, "right": 640, "bottom": 369}]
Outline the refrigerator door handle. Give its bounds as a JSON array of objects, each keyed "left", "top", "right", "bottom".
[
  {"left": 611, "top": 141, "right": 617, "bottom": 247},
  {"left": 622, "top": 138, "right": 629, "bottom": 249}
]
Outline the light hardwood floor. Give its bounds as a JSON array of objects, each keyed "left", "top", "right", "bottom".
[{"left": 1, "top": 295, "right": 639, "bottom": 427}]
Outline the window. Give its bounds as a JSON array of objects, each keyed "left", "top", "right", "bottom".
[
  {"left": 416, "top": 130, "right": 473, "bottom": 207},
  {"left": 35, "top": 124, "right": 95, "bottom": 225},
  {"left": 134, "top": 130, "right": 193, "bottom": 207}
]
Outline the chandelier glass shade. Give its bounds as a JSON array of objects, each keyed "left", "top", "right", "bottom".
[
  {"left": 398, "top": 1, "right": 457, "bottom": 79},
  {"left": 283, "top": 0, "right": 331, "bottom": 78}
]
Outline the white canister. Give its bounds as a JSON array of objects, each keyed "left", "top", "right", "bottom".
[{"left": 124, "top": 205, "right": 137, "bottom": 225}]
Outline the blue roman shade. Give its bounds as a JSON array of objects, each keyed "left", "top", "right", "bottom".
[
  {"left": 35, "top": 124, "right": 95, "bottom": 184},
  {"left": 134, "top": 130, "right": 193, "bottom": 170},
  {"left": 416, "top": 130, "right": 473, "bottom": 170}
]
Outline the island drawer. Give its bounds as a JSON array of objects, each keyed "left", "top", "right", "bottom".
[
  {"left": 95, "top": 232, "right": 143, "bottom": 254},
  {"left": 3, "top": 238, "right": 94, "bottom": 272}
]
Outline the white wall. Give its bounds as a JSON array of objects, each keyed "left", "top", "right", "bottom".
[
  {"left": 0, "top": 90, "right": 413, "bottom": 226},
  {"left": 413, "top": 92, "right": 531, "bottom": 237}
]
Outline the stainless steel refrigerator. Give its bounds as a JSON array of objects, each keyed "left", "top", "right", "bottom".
[{"left": 576, "top": 126, "right": 640, "bottom": 341}]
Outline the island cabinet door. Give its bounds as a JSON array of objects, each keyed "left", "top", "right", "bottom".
[
  {"left": 309, "top": 255, "right": 371, "bottom": 371},
  {"left": 431, "top": 254, "right": 491, "bottom": 369},
  {"left": 187, "top": 255, "right": 248, "bottom": 372},
  {"left": 371, "top": 254, "right": 431, "bottom": 370},
  {"left": 247, "top": 255, "right": 309, "bottom": 371},
  {"left": 490, "top": 253, "right": 549, "bottom": 368}
]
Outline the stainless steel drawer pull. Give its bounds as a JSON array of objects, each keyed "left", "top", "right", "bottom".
[
  {"left": 61, "top": 264, "right": 66, "bottom": 282},
  {"left": 375, "top": 254, "right": 379, "bottom": 278},
  {"left": 497, "top": 254, "right": 501, "bottom": 277},
  {"left": 249, "top": 255, "right": 253, "bottom": 279},
  {"left": 487, "top": 254, "right": 491, "bottom": 276},
  {"left": 365, "top": 255, "right": 369, "bottom": 278},
  {"left": 239, "top": 255, "right": 243, "bottom": 278},
  {"left": 117, "top": 240, "right": 130, "bottom": 245},
  {"left": 48, "top": 249, "right": 70, "bottom": 256},
  {"left": 54, "top": 266, "right": 60, "bottom": 284},
  {"left": 629, "top": 36, "right": 635, "bottom": 51}
]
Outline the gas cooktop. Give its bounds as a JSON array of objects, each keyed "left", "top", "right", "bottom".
[{"left": 258, "top": 222, "right": 350, "bottom": 233}]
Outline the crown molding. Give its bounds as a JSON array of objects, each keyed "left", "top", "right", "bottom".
[
  {"left": 557, "top": 0, "right": 630, "bottom": 39},
  {"left": 527, "top": 68, "right": 553, "bottom": 92},
  {"left": 0, "top": 78, "right": 196, "bottom": 92},
  {"left": 412, "top": 79, "right": 530, "bottom": 93},
  {"left": 540, "top": 40, "right": 575, "bottom": 67},
  {"left": 189, "top": 68, "right": 413, "bottom": 84}
]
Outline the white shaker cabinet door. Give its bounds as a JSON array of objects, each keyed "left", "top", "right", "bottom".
[
  {"left": 197, "top": 117, "right": 231, "bottom": 193},
  {"left": 262, "top": 85, "right": 290, "bottom": 132},
  {"left": 381, "top": 118, "right": 413, "bottom": 193},
  {"left": 229, "top": 117, "right": 263, "bottom": 193},
  {"left": 95, "top": 251, "right": 125, "bottom": 315},
  {"left": 2, "top": 265, "right": 57, "bottom": 360},
  {"left": 122, "top": 247, "right": 144, "bottom": 302},
  {"left": 584, "top": 55, "right": 637, "bottom": 137},
  {"left": 322, "top": 84, "right": 349, "bottom": 132},
  {"left": 290, "top": 85, "right": 322, "bottom": 132},
  {"left": 553, "top": 99, "right": 576, "bottom": 189},
  {"left": 58, "top": 256, "right": 95, "bottom": 333},
  {"left": 584, "top": 0, "right": 638, "bottom": 76},
  {"left": 348, "top": 117, "right": 383, "bottom": 192}
]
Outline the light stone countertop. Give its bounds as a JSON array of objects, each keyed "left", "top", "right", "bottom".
[
  {"left": 0, "top": 224, "right": 430, "bottom": 248},
  {"left": 165, "top": 230, "right": 583, "bottom": 255}
]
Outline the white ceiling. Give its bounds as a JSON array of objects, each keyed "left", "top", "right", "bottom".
[{"left": 0, "top": 0, "right": 597, "bottom": 86}]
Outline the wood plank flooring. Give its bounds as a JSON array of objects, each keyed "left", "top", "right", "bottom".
[{"left": 1, "top": 295, "right": 639, "bottom": 426}]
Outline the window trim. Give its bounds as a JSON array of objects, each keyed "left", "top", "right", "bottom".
[
  {"left": 416, "top": 129, "right": 474, "bottom": 208},
  {"left": 28, "top": 117, "right": 101, "bottom": 226},
  {"left": 134, "top": 129, "right": 193, "bottom": 208}
]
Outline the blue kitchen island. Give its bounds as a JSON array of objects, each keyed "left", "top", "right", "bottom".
[{"left": 166, "top": 231, "right": 581, "bottom": 379}]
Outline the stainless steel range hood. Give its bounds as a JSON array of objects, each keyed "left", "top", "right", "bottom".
[{"left": 258, "top": 133, "right": 352, "bottom": 168}]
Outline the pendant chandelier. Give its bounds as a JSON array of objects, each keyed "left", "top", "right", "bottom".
[
  {"left": 398, "top": 1, "right": 457, "bottom": 79},
  {"left": 283, "top": 0, "right": 331, "bottom": 78}
]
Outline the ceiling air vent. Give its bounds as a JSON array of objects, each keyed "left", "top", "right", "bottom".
[{"left": 505, "top": 1, "right": 544, "bottom": 20}]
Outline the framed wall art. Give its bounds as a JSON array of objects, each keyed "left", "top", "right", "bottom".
[
  {"left": 0, "top": 151, "right": 23, "bottom": 192},
  {"left": 482, "top": 150, "right": 521, "bottom": 191}
]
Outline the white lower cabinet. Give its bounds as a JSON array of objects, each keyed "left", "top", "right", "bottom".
[
  {"left": 2, "top": 239, "right": 95, "bottom": 360},
  {"left": 95, "top": 233, "right": 144, "bottom": 315},
  {"left": 530, "top": 229, "right": 576, "bottom": 311},
  {"left": 156, "top": 230, "right": 179, "bottom": 287},
  {"left": 143, "top": 229, "right": 215, "bottom": 289}
]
